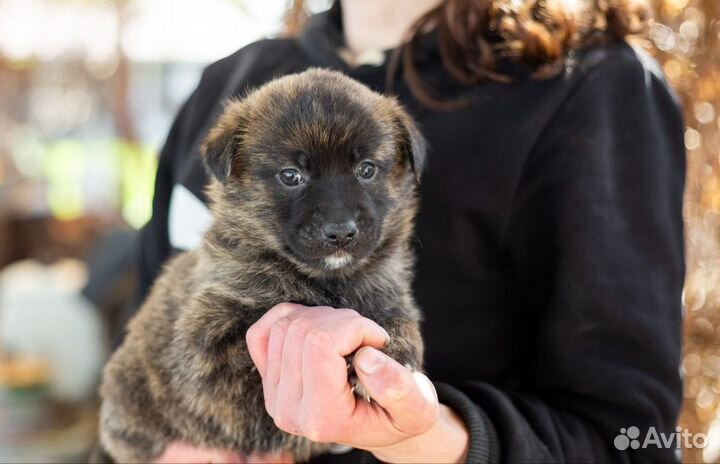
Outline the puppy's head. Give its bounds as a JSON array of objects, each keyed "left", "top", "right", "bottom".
[{"left": 202, "top": 69, "right": 426, "bottom": 275}]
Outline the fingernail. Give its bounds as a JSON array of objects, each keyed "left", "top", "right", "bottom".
[{"left": 356, "top": 348, "right": 387, "bottom": 375}]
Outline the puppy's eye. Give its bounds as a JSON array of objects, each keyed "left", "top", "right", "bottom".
[
  {"left": 357, "top": 161, "right": 376, "bottom": 180},
  {"left": 279, "top": 169, "right": 304, "bottom": 187}
]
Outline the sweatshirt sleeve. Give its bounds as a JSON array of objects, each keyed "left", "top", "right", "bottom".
[
  {"left": 437, "top": 48, "right": 686, "bottom": 463},
  {"left": 133, "top": 44, "right": 268, "bottom": 305},
  {"left": 135, "top": 90, "right": 198, "bottom": 304}
]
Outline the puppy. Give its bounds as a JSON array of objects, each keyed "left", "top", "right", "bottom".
[{"left": 97, "top": 69, "right": 426, "bottom": 463}]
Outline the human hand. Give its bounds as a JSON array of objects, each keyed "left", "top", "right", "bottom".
[{"left": 245, "top": 303, "right": 441, "bottom": 453}]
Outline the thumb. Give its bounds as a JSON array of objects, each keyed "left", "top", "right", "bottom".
[{"left": 353, "top": 347, "right": 439, "bottom": 436}]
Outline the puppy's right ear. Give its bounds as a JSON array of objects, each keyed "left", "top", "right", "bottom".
[
  {"left": 201, "top": 101, "right": 247, "bottom": 183},
  {"left": 393, "top": 108, "right": 427, "bottom": 183}
]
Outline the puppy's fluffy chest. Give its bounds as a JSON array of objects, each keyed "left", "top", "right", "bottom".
[{"left": 190, "top": 243, "right": 414, "bottom": 323}]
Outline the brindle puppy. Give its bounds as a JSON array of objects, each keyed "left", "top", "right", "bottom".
[{"left": 97, "top": 69, "right": 426, "bottom": 463}]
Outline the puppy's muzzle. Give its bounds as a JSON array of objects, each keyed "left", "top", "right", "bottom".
[{"left": 322, "top": 220, "right": 358, "bottom": 248}]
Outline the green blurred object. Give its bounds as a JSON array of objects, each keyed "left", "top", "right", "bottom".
[
  {"left": 44, "top": 140, "right": 88, "bottom": 222},
  {"left": 118, "top": 140, "right": 158, "bottom": 229},
  {"left": 18, "top": 137, "right": 158, "bottom": 228}
]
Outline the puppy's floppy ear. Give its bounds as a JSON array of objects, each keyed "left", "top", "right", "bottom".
[
  {"left": 393, "top": 109, "right": 427, "bottom": 183},
  {"left": 201, "top": 100, "right": 247, "bottom": 183}
]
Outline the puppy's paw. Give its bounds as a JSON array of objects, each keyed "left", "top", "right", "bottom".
[
  {"left": 345, "top": 353, "right": 371, "bottom": 402},
  {"left": 345, "top": 353, "right": 418, "bottom": 403}
]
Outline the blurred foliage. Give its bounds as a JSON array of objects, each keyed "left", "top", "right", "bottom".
[
  {"left": 117, "top": 141, "right": 157, "bottom": 229},
  {"left": 646, "top": 0, "right": 720, "bottom": 462},
  {"left": 17, "top": 138, "right": 157, "bottom": 228}
]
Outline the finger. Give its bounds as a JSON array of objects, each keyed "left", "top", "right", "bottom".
[
  {"left": 312, "top": 311, "right": 389, "bottom": 356},
  {"left": 263, "top": 317, "right": 292, "bottom": 414},
  {"left": 260, "top": 307, "right": 363, "bottom": 418},
  {"left": 272, "top": 317, "right": 313, "bottom": 432},
  {"left": 298, "top": 327, "right": 356, "bottom": 442},
  {"left": 247, "top": 303, "right": 303, "bottom": 377},
  {"left": 353, "top": 347, "right": 439, "bottom": 436},
  {"left": 296, "top": 314, "right": 390, "bottom": 431},
  {"left": 247, "top": 304, "right": 341, "bottom": 375},
  {"left": 257, "top": 306, "right": 345, "bottom": 384}
]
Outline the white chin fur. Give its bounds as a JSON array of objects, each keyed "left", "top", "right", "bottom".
[{"left": 323, "top": 253, "right": 353, "bottom": 270}]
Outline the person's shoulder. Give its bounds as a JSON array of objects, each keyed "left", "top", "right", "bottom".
[
  {"left": 198, "top": 37, "right": 300, "bottom": 89},
  {"left": 569, "top": 40, "right": 676, "bottom": 99},
  {"left": 575, "top": 41, "right": 656, "bottom": 73},
  {"left": 181, "top": 37, "right": 303, "bottom": 124},
  {"left": 163, "top": 37, "right": 304, "bottom": 165}
]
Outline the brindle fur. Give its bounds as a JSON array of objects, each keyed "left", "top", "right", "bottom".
[{"left": 98, "top": 69, "right": 426, "bottom": 463}]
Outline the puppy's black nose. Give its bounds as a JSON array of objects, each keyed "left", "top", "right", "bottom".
[{"left": 322, "top": 220, "right": 358, "bottom": 247}]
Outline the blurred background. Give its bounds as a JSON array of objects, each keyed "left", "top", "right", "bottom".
[
  {"left": 0, "top": 0, "right": 717, "bottom": 462},
  {"left": 0, "top": 0, "right": 329, "bottom": 460}
]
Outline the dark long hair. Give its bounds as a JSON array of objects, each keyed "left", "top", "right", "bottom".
[{"left": 285, "top": 0, "right": 651, "bottom": 109}]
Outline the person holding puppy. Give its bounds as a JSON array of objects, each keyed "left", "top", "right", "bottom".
[{"left": 134, "top": 0, "right": 685, "bottom": 462}]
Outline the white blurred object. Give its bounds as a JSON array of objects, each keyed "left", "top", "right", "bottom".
[
  {"left": 0, "top": 0, "right": 288, "bottom": 63},
  {"left": 0, "top": 259, "right": 106, "bottom": 402}
]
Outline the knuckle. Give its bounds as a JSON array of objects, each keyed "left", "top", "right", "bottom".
[
  {"left": 287, "top": 316, "right": 314, "bottom": 336},
  {"left": 342, "top": 308, "right": 360, "bottom": 318},
  {"left": 350, "top": 314, "right": 381, "bottom": 334},
  {"left": 270, "top": 317, "right": 291, "bottom": 338},
  {"left": 273, "top": 302, "right": 295, "bottom": 314},
  {"left": 304, "top": 328, "right": 334, "bottom": 351},
  {"left": 353, "top": 317, "right": 377, "bottom": 333}
]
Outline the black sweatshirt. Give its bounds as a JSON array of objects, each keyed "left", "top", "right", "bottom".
[{"left": 135, "top": 5, "right": 686, "bottom": 463}]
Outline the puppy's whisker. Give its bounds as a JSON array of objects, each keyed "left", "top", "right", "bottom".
[{"left": 413, "top": 234, "right": 424, "bottom": 249}]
